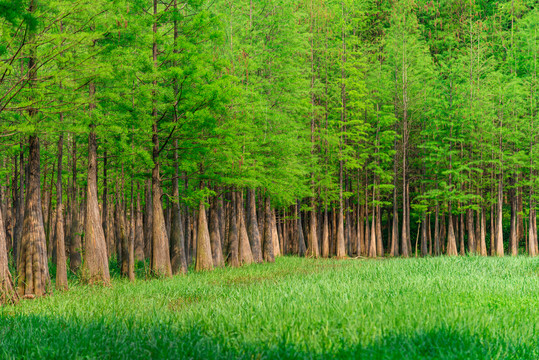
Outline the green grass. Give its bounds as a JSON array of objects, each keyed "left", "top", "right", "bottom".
[{"left": 2, "top": 256, "right": 539, "bottom": 359}]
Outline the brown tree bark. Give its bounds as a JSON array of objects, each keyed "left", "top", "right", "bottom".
[
  {"left": 420, "top": 214, "right": 428, "bottom": 257},
  {"left": 509, "top": 184, "right": 518, "bottom": 256},
  {"left": 307, "top": 202, "right": 320, "bottom": 257},
  {"left": 446, "top": 211, "right": 458, "bottom": 256},
  {"left": 143, "top": 179, "right": 152, "bottom": 259},
  {"left": 262, "top": 194, "right": 275, "bottom": 262},
  {"left": 440, "top": 212, "right": 446, "bottom": 253},
  {"left": 83, "top": 126, "right": 110, "bottom": 285},
  {"left": 150, "top": 153, "right": 172, "bottom": 276},
  {"left": 529, "top": 208, "right": 538, "bottom": 257},
  {"left": 400, "top": 185, "right": 409, "bottom": 257},
  {"left": 14, "top": 147, "right": 24, "bottom": 268},
  {"left": 475, "top": 209, "right": 481, "bottom": 251},
  {"left": 226, "top": 191, "right": 239, "bottom": 267},
  {"left": 189, "top": 209, "right": 197, "bottom": 264},
  {"left": 364, "top": 205, "right": 370, "bottom": 256},
  {"left": 102, "top": 150, "right": 108, "bottom": 255},
  {"left": 331, "top": 208, "right": 337, "bottom": 256},
  {"left": 118, "top": 204, "right": 129, "bottom": 277},
  {"left": 271, "top": 208, "right": 281, "bottom": 257},
  {"left": 170, "top": 196, "right": 187, "bottom": 274},
  {"left": 128, "top": 174, "right": 135, "bottom": 282},
  {"left": 195, "top": 201, "right": 213, "bottom": 271},
  {"left": 459, "top": 212, "right": 465, "bottom": 255},
  {"left": 17, "top": 136, "right": 51, "bottom": 297},
  {"left": 55, "top": 129, "right": 68, "bottom": 291},
  {"left": 467, "top": 208, "right": 475, "bottom": 254},
  {"left": 135, "top": 191, "right": 144, "bottom": 261},
  {"left": 0, "top": 204, "right": 18, "bottom": 304},
  {"left": 494, "top": 177, "right": 504, "bottom": 256},
  {"left": 297, "top": 201, "right": 307, "bottom": 257},
  {"left": 357, "top": 203, "right": 364, "bottom": 256},
  {"left": 427, "top": 213, "right": 432, "bottom": 255},
  {"left": 376, "top": 205, "right": 383, "bottom": 257},
  {"left": 368, "top": 210, "right": 377, "bottom": 258},
  {"left": 209, "top": 198, "right": 224, "bottom": 267},
  {"left": 169, "top": 141, "right": 188, "bottom": 274},
  {"left": 434, "top": 204, "right": 440, "bottom": 255},
  {"left": 218, "top": 196, "right": 225, "bottom": 247},
  {"left": 479, "top": 207, "right": 487, "bottom": 256},
  {"left": 113, "top": 200, "right": 121, "bottom": 264},
  {"left": 238, "top": 192, "right": 254, "bottom": 265},
  {"left": 321, "top": 207, "right": 329, "bottom": 258},
  {"left": 246, "top": 189, "right": 262, "bottom": 262},
  {"left": 68, "top": 142, "right": 82, "bottom": 273},
  {"left": 128, "top": 213, "right": 135, "bottom": 281}
]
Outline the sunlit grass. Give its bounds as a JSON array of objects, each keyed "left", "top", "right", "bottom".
[{"left": 2, "top": 256, "right": 539, "bottom": 359}]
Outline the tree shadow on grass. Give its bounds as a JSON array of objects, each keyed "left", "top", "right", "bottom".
[{"left": 0, "top": 315, "right": 536, "bottom": 359}]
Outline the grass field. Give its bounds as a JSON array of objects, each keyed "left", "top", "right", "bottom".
[{"left": 1, "top": 256, "right": 539, "bottom": 359}]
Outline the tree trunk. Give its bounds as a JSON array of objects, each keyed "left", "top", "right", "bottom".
[
  {"left": 368, "top": 211, "right": 377, "bottom": 258},
  {"left": 247, "top": 189, "right": 262, "bottom": 262},
  {"left": 434, "top": 203, "right": 440, "bottom": 255},
  {"left": 365, "top": 206, "right": 370, "bottom": 256},
  {"left": 55, "top": 129, "right": 67, "bottom": 291},
  {"left": 262, "top": 194, "right": 274, "bottom": 262},
  {"left": 169, "top": 141, "right": 188, "bottom": 274},
  {"left": 69, "top": 153, "right": 82, "bottom": 274},
  {"left": 421, "top": 214, "right": 428, "bottom": 257},
  {"left": 0, "top": 204, "right": 18, "bottom": 304},
  {"left": 83, "top": 127, "right": 110, "bottom": 285},
  {"left": 150, "top": 128, "right": 171, "bottom": 276},
  {"left": 17, "top": 136, "right": 51, "bottom": 297},
  {"left": 440, "top": 212, "right": 447, "bottom": 253},
  {"left": 321, "top": 207, "right": 329, "bottom": 258},
  {"left": 143, "top": 179, "right": 152, "bottom": 259},
  {"left": 427, "top": 213, "right": 432, "bottom": 255},
  {"left": 195, "top": 201, "right": 213, "bottom": 271},
  {"left": 336, "top": 205, "right": 346, "bottom": 258},
  {"left": 376, "top": 205, "right": 383, "bottom": 256},
  {"left": 135, "top": 191, "right": 144, "bottom": 261},
  {"left": 128, "top": 174, "right": 135, "bottom": 282},
  {"left": 446, "top": 211, "right": 458, "bottom": 256},
  {"left": 357, "top": 204, "right": 364, "bottom": 256},
  {"left": 467, "top": 208, "right": 475, "bottom": 254},
  {"left": 102, "top": 150, "right": 108, "bottom": 256},
  {"left": 459, "top": 212, "right": 465, "bottom": 255},
  {"left": 475, "top": 209, "right": 481, "bottom": 251},
  {"left": 529, "top": 208, "right": 538, "bottom": 257},
  {"left": 226, "top": 191, "right": 239, "bottom": 267},
  {"left": 190, "top": 209, "right": 197, "bottom": 264},
  {"left": 209, "top": 197, "right": 224, "bottom": 267},
  {"left": 307, "top": 200, "right": 319, "bottom": 258},
  {"left": 12, "top": 150, "right": 23, "bottom": 268},
  {"left": 509, "top": 185, "right": 518, "bottom": 256},
  {"left": 297, "top": 200, "right": 307, "bottom": 257},
  {"left": 119, "top": 205, "right": 129, "bottom": 277},
  {"left": 271, "top": 208, "right": 280, "bottom": 257},
  {"left": 400, "top": 186, "right": 409, "bottom": 257},
  {"left": 495, "top": 177, "right": 504, "bottom": 256},
  {"left": 479, "top": 207, "right": 487, "bottom": 256},
  {"left": 238, "top": 192, "right": 254, "bottom": 265}
]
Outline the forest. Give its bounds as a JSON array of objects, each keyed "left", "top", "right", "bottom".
[
  {"left": 0, "top": 0, "right": 538, "bottom": 297},
  {"left": 1, "top": 0, "right": 539, "bottom": 357}
]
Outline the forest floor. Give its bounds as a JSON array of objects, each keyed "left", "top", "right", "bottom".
[{"left": 1, "top": 256, "right": 539, "bottom": 359}]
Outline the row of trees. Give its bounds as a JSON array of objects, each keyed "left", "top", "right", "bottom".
[{"left": 0, "top": 0, "right": 538, "bottom": 304}]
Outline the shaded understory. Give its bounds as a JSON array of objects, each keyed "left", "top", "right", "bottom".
[{"left": 2, "top": 256, "right": 539, "bottom": 359}]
